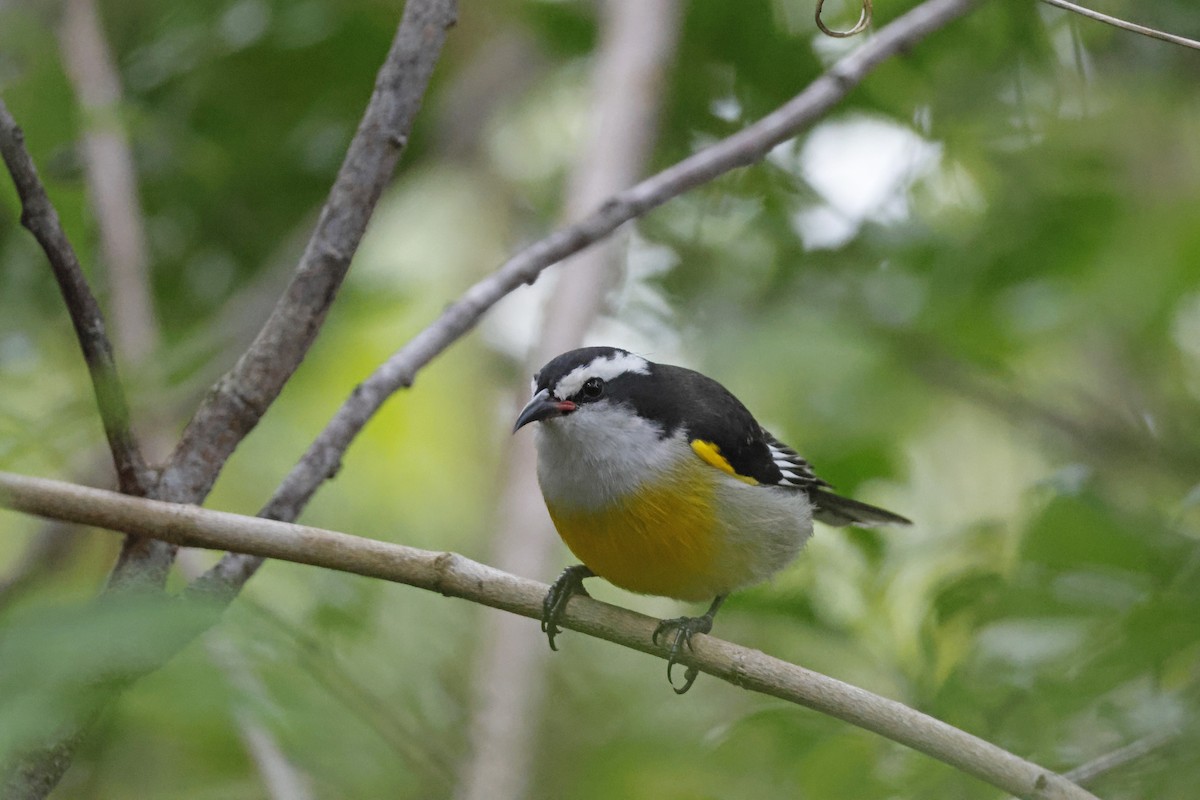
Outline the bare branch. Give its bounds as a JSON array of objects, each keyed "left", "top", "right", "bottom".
[
  {"left": 1064, "top": 728, "right": 1180, "bottom": 786},
  {"left": 195, "top": 0, "right": 980, "bottom": 599},
  {"left": 0, "top": 471, "right": 1099, "bottom": 800},
  {"left": 1039, "top": 0, "right": 1200, "bottom": 51},
  {"left": 0, "top": 100, "right": 151, "bottom": 498}
]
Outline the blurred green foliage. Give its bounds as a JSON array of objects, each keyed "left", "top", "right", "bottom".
[{"left": 2, "top": 0, "right": 1200, "bottom": 798}]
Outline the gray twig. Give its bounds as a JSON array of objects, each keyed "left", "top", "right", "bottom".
[
  {"left": 1064, "top": 728, "right": 1180, "bottom": 786},
  {"left": 1039, "top": 0, "right": 1200, "bottom": 51}
]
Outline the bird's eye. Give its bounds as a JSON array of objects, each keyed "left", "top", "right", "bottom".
[{"left": 580, "top": 377, "right": 604, "bottom": 399}]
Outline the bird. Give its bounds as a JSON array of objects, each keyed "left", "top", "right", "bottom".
[{"left": 513, "top": 346, "right": 910, "bottom": 693}]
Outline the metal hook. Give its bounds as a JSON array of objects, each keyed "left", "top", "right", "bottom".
[{"left": 815, "top": 0, "right": 873, "bottom": 38}]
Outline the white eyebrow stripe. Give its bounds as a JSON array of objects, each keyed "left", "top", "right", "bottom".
[{"left": 553, "top": 351, "right": 650, "bottom": 398}]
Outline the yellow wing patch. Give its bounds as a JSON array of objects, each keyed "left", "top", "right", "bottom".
[{"left": 690, "top": 440, "right": 758, "bottom": 485}]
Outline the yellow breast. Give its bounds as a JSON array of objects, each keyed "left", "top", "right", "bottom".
[{"left": 545, "top": 466, "right": 727, "bottom": 602}]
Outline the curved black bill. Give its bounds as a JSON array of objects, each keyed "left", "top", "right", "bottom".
[{"left": 513, "top": 389, "right": 575, "bottom": 432}]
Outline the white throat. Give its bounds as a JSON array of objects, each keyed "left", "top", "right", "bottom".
[{"left": 533, "top": 401, "right": 684, "bottom": 510}]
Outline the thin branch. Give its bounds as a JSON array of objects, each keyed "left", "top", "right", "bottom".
[
  {"left": 57, "top": 0, "right": 176, "bottom": 594},
  {"left": 1039, "top": 0, "right": 1200, "bottom": 51},
  {"left": 0, "top": 471, "right": 1099, "bottom": 800},
  {"left": 195, "top": 0, "right": 981, "bottom": 599},
  {"left": 1004, "top": 727, "right": 1181, "bottom": 800},
  {"left": 1063, "top": 728, "right": 1180, "bottom": 786},
  {"left": 0, "top": 100, "right": 150, "bottom": 498}
]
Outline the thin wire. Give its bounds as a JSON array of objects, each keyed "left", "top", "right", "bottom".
[
  {"left": 816, "top": 0, "right": 873, "bottom": 38},
  {"left": 1040, "top": 0, "right": 1200, "bottom": 51}
]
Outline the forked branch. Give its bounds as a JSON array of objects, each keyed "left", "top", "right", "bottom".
[{"left": 1039, "top": 0, "right": 1200, "bottom": 51}]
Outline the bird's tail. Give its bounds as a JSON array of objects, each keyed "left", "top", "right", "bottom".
[{"left": 810, "top": 488, "right": 911, "bottom": 528}]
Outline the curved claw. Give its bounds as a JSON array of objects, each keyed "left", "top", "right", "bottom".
[
  {"left": 652, "top": 614, "right": 714, "bottom": 694},
  {"left": 541, "top": 565, "right": 593, "bottom": 651},
  {"left": 652, "top": 596, "right": 726, "bottom": 695}
]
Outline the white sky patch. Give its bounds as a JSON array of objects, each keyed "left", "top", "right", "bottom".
[{"left": 791, "top": 115, "right": 943, "bottom": 250}]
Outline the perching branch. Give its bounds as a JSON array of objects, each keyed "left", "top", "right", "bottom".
[
  {"left": 0, "top": 100, "right": 151, "bottom": 499},
  {"left": 0, "top": 471, "right": 1099, "bottom": 800},
  {"left": 1039, "top": 0, "right": 1200, "bottom": 52},
  {"left": 194, "top": 0, "right": 982, "bottom": 599}
]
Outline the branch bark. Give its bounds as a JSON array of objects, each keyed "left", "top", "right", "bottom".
[
  {"left": 195, "top": 0, "right": 981, "bottom": 600},
  {"left": 0, "top": 100, "right": 150, "bottom": 499},
  {"left": 0, "top": 470, "right": 1100, "bottom": 800}
]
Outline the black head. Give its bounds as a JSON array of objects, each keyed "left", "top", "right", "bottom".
[{"left": 513, "top": 347, "right": 653, "bottom": 432}]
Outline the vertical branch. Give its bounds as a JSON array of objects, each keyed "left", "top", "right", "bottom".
[
  {"left": 455, "top": 2, "right": 681, "bottom": 798},
  {"left": 0, "top": 100, "right": 150, "bottom": 498},
  {"left": 58, "top": 0, "right": 159, "bottom": 365},
  {"left": 58, "top": 0, "right": 174, "bottom": 591}
]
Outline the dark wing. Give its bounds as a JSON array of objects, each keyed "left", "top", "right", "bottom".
[
  {"left": 648, "top": 366, "right": 824, "bottom": 489},
  {"left": 638, "top": 365, "right": 785, "bottom": 485},
  {"left": 677, "top": 374, "right": 910, "bottom": 526},
  {"left": 628, "top": 364, "right": 912, "bottom": 527}
]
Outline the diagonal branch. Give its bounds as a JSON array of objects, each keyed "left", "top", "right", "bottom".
[
  {"left": 0, "top": 100, "right": 150, "bottom": 498},
  {"left": 0, "top": 471, "right": 1100, "bottom": 800},
  {"left": 1039, "top": 0, "right": 1200, "bottom": 51},
  {"left": 194, "top": 0, "right": 982, "bottom": 599},
  {"left": 1064, "top": 728, "right": 1180, "bottom": 786}
]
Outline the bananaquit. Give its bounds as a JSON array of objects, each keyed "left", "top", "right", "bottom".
[{"left": 514, "top": 346, "right": 910, "bottom": 693}]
